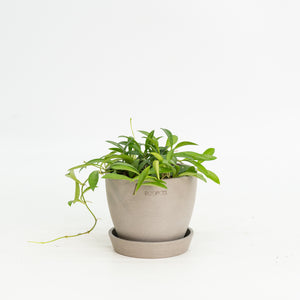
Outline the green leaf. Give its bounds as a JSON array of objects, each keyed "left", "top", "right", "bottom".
[
  {"left": 142, "top": 181, "right": 167, "bottom": 189},
  {"left": 88, "top": 170, "right": 99, "bottom": 191},
  {"left": 144, "top": 174, "right": 156, "bottom": 180},
  {"left": 131, "top": 159, "right": 140, "bottom": 170},
  {"left": 144, "top": 130, "right": 154, "bottom": 148},
  {"left": 159, "top": 146, "right": 168, "bottom": 155},
  {"left": 162, "top": 159, "right": 176, "bottom": 174},
  {"left": 104, "top": 154, "right": 134, "bottom": 163},
  {"left": 137, "top": 159, "right": 149, "bottom": 171},
  {"left": 68, "top": 201, "right": 73, "bottom": 207},
  {"left": 110, "top": 163, "right": 139, "bottom": 175},
  {"left": 174, "top": 165, "right": 180, "bottom": 176},
  {"left": 182, "top": 158, "right": 205, "bottom": 172},
  {"left": 178, "top": 172, "right": 207, "bottom": 182},
  {"left": 144, "top": 131, "right": 159, "bottom": 152},
  {"left": 134, "top": 166, "right": 150, "bottom": 194},
  {"left": 108, "top": 147, "right": 123, "bottom": 153},
  {"left": 175, "top": 151, "right": 216, "bottom": 161},
  {"left": 178, "top": 164, "right": 191, "bottom": 173},
  {"left": 153, "top": 160, "right": 160, "bottom": 179},
  {"left": 122, "top": 137, "right": 135, "bottom": 151},
  {"left": 203, "top": 148, "right": 215, "bottom": 155},
  {"left": 159, "top": 166, "right": 174, "bottom": 173},
  {"left": 174, "top": 141, "right": 198, "bottom": 150},
  {"left": 181, "top": 159, "right": 219, "bottom": 183},
  {"left": 178, "top": 165, "right": 197, "bottom": 174},
  {"left": 102, "top": 173, "right": 133, "bottom": 181},
  {"left": 138, "top": 130, "right": 150, "bottom": 137},
  {"left": 161, "top": 128, "right": 173, "bottom": 148},
  {"left": 118, "top": 135, "right": 131, "bottom": 139},
  {"left": 106, "top": 140, "right": 124, "bottom": 150},
  {"left": 65, "top": 169, "right": 83, "bottom": 185},
  {"left": 205, "top": 170, "right": 220, "bottom": 184},
  {"left": 150, "top": 152, "right": 163, "bottom": 162},
  {"left": 166, "top": 135, "right": 178, "bottom": 148},
  {"left": 131, "top": 140, "right": 143, "bottom": 154},
  {"left": 194, "top": 162, "right": 207, "bottom": 174},
  {"left": 166, "top": 149, "right": 174, "bottom": 162}
]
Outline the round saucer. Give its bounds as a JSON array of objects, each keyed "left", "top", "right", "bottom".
[{"left": 108, "top": 227, "right": 193, "bottom": 259}]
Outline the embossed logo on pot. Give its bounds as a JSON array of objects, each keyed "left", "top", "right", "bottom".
[{"left": 144, "top": 190, "right": 168, "bottom": 196}]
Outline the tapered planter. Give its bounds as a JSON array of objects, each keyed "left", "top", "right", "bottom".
[{"left": 105, "top": 176, "right": 197, "bottom": 258}]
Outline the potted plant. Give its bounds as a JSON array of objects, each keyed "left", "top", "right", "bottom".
[{"left": 31, "top": 120, "right": 220, "bottom": 258}]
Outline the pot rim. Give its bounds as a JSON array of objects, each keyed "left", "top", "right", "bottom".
[{"left": 105, "top": 175, "right": 196, "bottom": 182}]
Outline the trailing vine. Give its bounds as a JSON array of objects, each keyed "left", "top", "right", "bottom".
[{"left": 30, "top": 119, "right": 219, "bottom": 244}]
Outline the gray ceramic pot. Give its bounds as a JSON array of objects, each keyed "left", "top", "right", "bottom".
[{"left": 105, "top": 176, "right": 197, "bottom": 242}]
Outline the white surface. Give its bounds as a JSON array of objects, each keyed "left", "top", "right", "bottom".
[{"left": 1, "top": 1, "right": 300, "bottom": 299}]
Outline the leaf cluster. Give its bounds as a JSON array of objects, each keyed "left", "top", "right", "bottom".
[{"left": 66, "top": 127, "right": 220, "bottom": 206}]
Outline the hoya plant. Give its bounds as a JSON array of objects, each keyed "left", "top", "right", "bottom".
[{"left": 31, "top": 121, "right": 219, "bottom": 244}]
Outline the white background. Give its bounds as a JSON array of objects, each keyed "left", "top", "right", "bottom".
[{"left": 1, "top": 0, "right": 300, "bottom": 299}]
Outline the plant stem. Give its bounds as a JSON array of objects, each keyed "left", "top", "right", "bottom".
[{"left": 28, "top": 201, "right": 97, "bottom": 244}]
